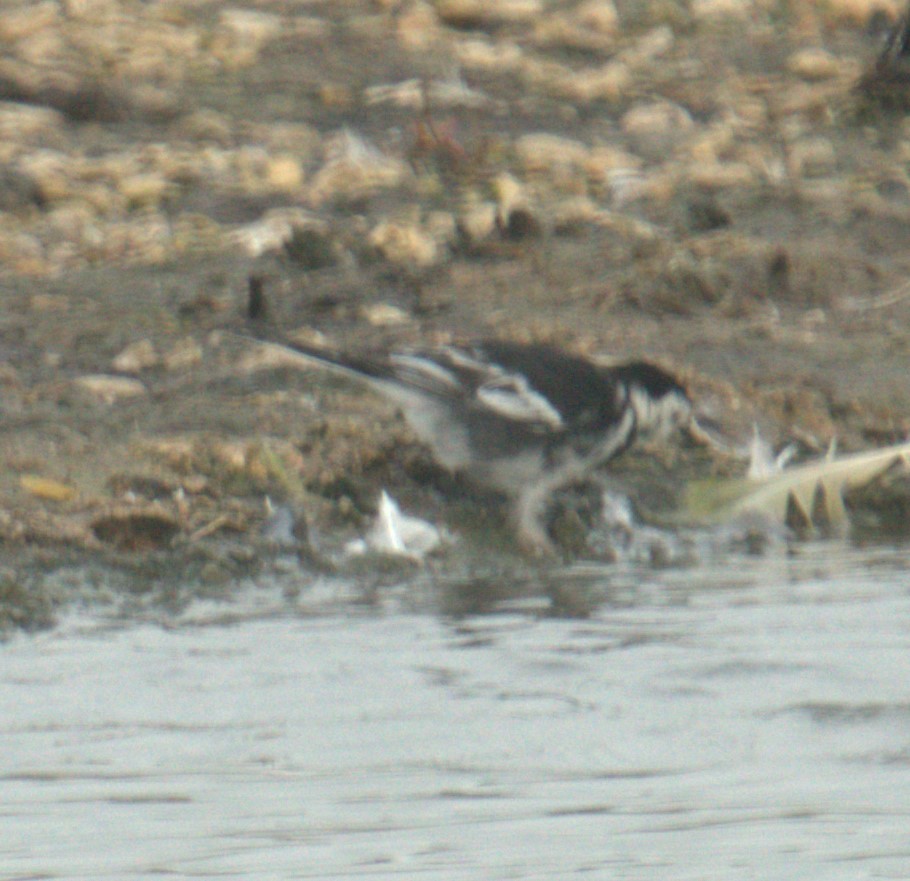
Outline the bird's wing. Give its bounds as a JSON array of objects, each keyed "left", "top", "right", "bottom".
[
  {"left": 386, "top": 347, "right": 563, "bottom": 431},
  {"left": 386, "top": 352, "right": 464, "bottom": 396},
  {"left": 395, "top": 347, "right": 566, "bottom": 429},
  {"left": 474, "top": 374, "right": 564, "bottom": 429},
  {"left": 264, "top": 339, "right": 567, "bottom": 431}
]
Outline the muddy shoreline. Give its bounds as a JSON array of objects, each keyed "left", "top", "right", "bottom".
[{"left": 2, "top": 0, "right": 910, "bottom": 628}]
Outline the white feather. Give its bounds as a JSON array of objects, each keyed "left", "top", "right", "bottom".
[
  {"left": 346, "top": 491, "right": 443, "bottom": 560},
  {"left": 388, "top": 353, "right": 461, "bottom": 394},
  {"left": 747, "top": 425, "right": 797, "bottom": 480},
  {"left": 476, "top": 375, "right": 564, "bottom": 428}
]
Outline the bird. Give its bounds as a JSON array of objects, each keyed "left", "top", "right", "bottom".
[{"left": 249, "top": 336, "right": 697, "bottom": 555}]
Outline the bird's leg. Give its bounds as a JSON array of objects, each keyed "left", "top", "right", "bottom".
[{"left": 512, "top": 481, "right": 561, "bottom": 557}]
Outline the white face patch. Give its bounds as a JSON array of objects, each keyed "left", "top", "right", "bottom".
[
  {"left": 476, "top": 375, "right": 564, "bottom": 429},
  {"left": 629, "top": 387, "right": 691, "bottom": 439}
]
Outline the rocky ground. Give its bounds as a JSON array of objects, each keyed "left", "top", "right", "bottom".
[{"left": 2, "top": 0, "right": 910, "bottom": 629}]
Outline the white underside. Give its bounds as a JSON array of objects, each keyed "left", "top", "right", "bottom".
[{"left": 375, "top": 384, "right": 474, "bottom": 473}]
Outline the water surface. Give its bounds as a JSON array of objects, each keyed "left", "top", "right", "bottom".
[{"left": 3, "top": 543, "right": 910, "bottom": 879}]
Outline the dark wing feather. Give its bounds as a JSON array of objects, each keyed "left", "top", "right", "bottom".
[{"left": 473, "top": 341, "right": 626, "bottom": 431}]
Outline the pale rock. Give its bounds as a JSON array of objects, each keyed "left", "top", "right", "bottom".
[
  {"left": 629, "top": 171, "right": 680, "bottom": 206},
  {"left": 689, "top": 123, "right": 738, "bottom": 169},
  {"left": 102, "top": 214, "right": 172, "bottom": 264},
  {"left": 0, "top": 1, "right": 58, "bottom": 40},
  {"left": 96, "top": 152, "right": 140, "bottom": 183},
  {"left": 163, "top": 337, "right": 204, "bottom": 372},
  {"left": 534, "top": 15, "right": 615, "bottom": 52},
  {"left": 550, "top": 195, "right": 602, "bottom": 230},
  {"left": 20, "top": 475, "right": 75, "bottom": 502},
  {"left": 119, "top": 24, "right": 201, "bottom": 79},
  {"left": 61, "top": 0, "right": 120, "bottom": 18},
  {"left": 690, "top": 0, "right": 752, "bottom": 19},
  {"left": 74, "top": 375, "right": 147, "bottom": 405},
  {"left": 46, "top": 204, "right": 102, "bottom": 245},
  {"left": 113, "top": 339, "right": 159, "bottom": 373},
  {"left": 129, "top": 85, "right": 184, "bottom": 119},
  {"left": 493, "top": 173, "right": 530, "bottom": 221},
  {"left": 454, "top": 37, "right": 524, "bottom": 72},
  {"left": 265, "top": 155, "right": 305, "bottom": 192},
  {"left": 218, "top": 8, "right": 284, "bottom": 44},
  {"left": 732, "top": 96, "right": 770, "bottom": 130},
  {"left": 284, "top": 326, "right": 331, "bottom": 351},
  {"left": 369, "top": 218, "right": 440, "bottom": 267},
  {"left": 521, "top": 56, "right": 571, "bottom": 91},
  {"left": 558, "top": 61, "right": 631, "bottom": 103},
  {"left": 0, "top": 232, "right": 45, "bottom": 274},
  {"left": 232, "top": 145, "right": 272, "bottom": 191},
  {"left": 575, "top": 0, "right": 620, "bottom": 34},
  {"left": 515, "top": 133, "right": 591, "bottom": 174},
  {"left": 80, "top": 183, "right": 127, "bottom": 218},
  {"left": 0, "top": 103, "right": 65, "bottom": 143},
  {"left": 621, "top": 100, "right": 695, "bottom": 161},
  {"left": 212, "top": 9, "right": 285, "bottom": 67},
  {"left": 583, "top": 146, "right": 642, "bottom": 185},
  {"left": 605, "top": 168, "right": 648, "bottom": 205},
  {"left": 458, "top": 200, "right": 498, "bottom": 245},
  {"left": 619, "top": 25, "right": 674, "bottom": 66},
  {"left": 787, "top": 47, "right": 840, "bottom": 81},
  {"left": 436, "top": 0, "right": 543, "bottom": 26},
  {"left": 361, "top": 303, "right": 412, "bottom": 327},
  {"left": 396, "top": 1, "right": 442, "bottom": 50},
  {"left": 15, "top": 29, "right": 67, "bottom": 67},
  {"left": 589, "top": 210, "right": 662, "bottom": 243},
  {"left": 318, "top": 82, "right": 355, "bottom": 109},
  {"left": 118, "top": 173, "right": 173, "bottom": 209}
]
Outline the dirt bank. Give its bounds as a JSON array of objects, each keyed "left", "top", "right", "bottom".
[{"left": 2, "top": 0, "right": 910, "bottom": 615}]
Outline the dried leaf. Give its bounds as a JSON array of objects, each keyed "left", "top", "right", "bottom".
[
  {"left": 20, "top": 475, "right": 76, "bottom": 502},
  {"left": 683, "top": 441, "right": 910, "bottom": 530}
]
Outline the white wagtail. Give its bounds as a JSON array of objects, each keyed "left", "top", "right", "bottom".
[{"left": 255, "top": 337, "right": 696, "bottom": 554}]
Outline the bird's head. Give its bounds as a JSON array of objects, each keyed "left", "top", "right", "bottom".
[{"left": 614, "top": 362, "right": 693, "bottom": 440}]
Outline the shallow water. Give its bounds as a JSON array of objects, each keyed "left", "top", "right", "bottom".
[{"left": 3, "top": 543, "right": 910, "bottom": 880}]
